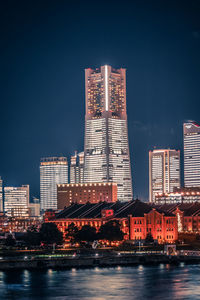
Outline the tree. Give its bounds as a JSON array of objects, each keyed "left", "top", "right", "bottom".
[
  {"left": 5, "top": 234, "right": 16, "bottom": 247},
  {"left": 65, "top": 222, "right": 79, "bottom": 242},
  {"left": 40, "top": 223, "right": 63, "bottom": 245},
  {"left": 25, "top": 225, "right": 41, "bottom": 247},
  {"left": 75, "top": 225, "right": 97, "bottom": 243},
  {"left": 145, "top": 232, "right": 154, "bottom": 245},
  {"left": 98, "top": 220, "right": 124, "bottom": 242}
]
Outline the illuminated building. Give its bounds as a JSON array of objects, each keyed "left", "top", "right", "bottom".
[
  {"left": 149, "top": 149, "right": 180, "bottom": 202},
  {"left": 28, "top": 197, "right": 40, "bottom": 217},
  {"left": 40, "top": 157, "right": 68, "bottom": 211},
  {"left": 154, "top": 202, "right": 200, "bottom": 235},
  {"left": 4, "top": 185, "right": 30, "bottom": 217},
  {"left": 0, "top": 214, "right": 41, "bottom": 233},
  {"left": 57, "top": 182, "right": 117, "bottom": 209},
  {"left": 155, "top": 187, "right": 200, "bottom": 204},
  {"left": 46, "top": 200, "right": 178, "bottom": 243},
  {"left": 184, "top": 121, "right": 200, "bottom": 187},
  {"left": 70, "top": 151, "right": 84, "bottom": 184},
  {"left": 84, "top": 65, "right": 133, "bottom": 201},
  {"left": 0, "top": 177, "right": 3, "bottom": 212},
  {"left": 48, "top": 200, "right": 200, "bottom": 244}
]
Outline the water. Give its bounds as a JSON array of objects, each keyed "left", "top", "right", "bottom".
[{"left": 0, "top": 264, "right": 200, "bottom": 299}]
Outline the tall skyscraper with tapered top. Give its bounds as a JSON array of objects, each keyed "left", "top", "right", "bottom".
[
  {"left": 184, "top": 121, "right": 200, "bottom": 187},
  {"left": 84, "top": 65, "right": 133, "bottom": 201}
]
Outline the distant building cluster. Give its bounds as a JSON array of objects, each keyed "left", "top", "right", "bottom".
[
  {"left": 1, "top": 66, "right": 200, "bottom": 242},
  {"left": 149, "top": 121, "right": 200, "bottom": 204},
  {"left": 0, "top": 179, "right": 40, "bottom": 218},
  {"left": 39, "top": 65, "right": 133, "bottom": 212}
]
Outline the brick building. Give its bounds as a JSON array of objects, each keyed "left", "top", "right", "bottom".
[
  {"left": 45, "top": 200, "right": 200, "bottom": 244},
  {"left": 57, "top": 182, "right": 117, "bottom": 209}
]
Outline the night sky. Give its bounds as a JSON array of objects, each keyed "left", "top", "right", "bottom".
[{"left": 0, "top": 0, "right": 200, "bottom": 201}]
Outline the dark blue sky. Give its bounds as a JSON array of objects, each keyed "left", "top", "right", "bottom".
[{"left": 0, "top": 0, "right": 200, "bottom": 201}]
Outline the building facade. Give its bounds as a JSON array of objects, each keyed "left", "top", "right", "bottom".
[
  {"left": 184, "top": 121, "right": 200, "bottom": 187},
  {"left": 28, "top": 197, "right": 40, "bottom": 217},
  {"left": 4, "top": 185, "right": 30, "bottom": 217},
  {"left": 149, "top": 149, "right": 180, "bottom": 202},
  {"left": 70, "top": 151, "right": 84, "bottom": 184},
  {"left": 57, "top": 182, "right": 117, "bottom": 209},
  {"left": 46, "top": 200, "right": 178, "bottom": 244},
  {"left": 47, "top": 200, "right": 200, "bottom": 244},
  {"left": 84, "top": 65, "right": 133, "bottom": 201},
  {"left": 40, "top": 157, "right": 68, "bottom": 211},
  {"left": 155, "top": 187, "right": 200, "bottom": 204}
]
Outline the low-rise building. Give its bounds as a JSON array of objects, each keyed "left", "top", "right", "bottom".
[
  {"left": 155, "top": 187, "right": 200, "bottom": 204},
  {"left": 28, "top": 198, "right": 40, "bottom": 217},
  {"left": 46, "top": 200, "right": 200, "bottom": 244},
  {"left": 57, "top": 182, "right": 118, "bottom": 209}
]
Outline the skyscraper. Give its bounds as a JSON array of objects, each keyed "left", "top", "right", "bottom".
[
  {"left": 84, "top": 65, "right": 133, "bottom": 201},
  {"left": 149, "top": 149, "right": 180, "bottom": 202},
  {"left": 40, "top": 157, "right": 68, "bottom": 211},
  {"left": 70, "top": 151, "right": 84, "bottom": 184},
  {"left": 184, "top": 121, "right": 200, "bottom": 187}
]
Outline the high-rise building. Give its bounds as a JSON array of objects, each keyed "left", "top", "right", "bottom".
[
  {"left": 184, "top": 121, "right": 200, "bottom": 187},
  {"left": 84, "top": 65, "right": 133, "bottom": 201},
  {"left": 70, "top": 151, "right": 84, "bottom": 184},
  {"left": 0, "top": 177, "right": 3, "bottom": 212},
  {"left": 149, "top": 149, "right": 180, "bottom": 202},
  {"left": 4, "top": 185, "right": 29, "bottom": 217},
  {"left": 40, "top": 157, "right": 68, "bottom": 211}
]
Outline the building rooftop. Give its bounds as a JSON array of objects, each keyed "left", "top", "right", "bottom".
[{"left": 53, "top": 199, "right": 174, "bottom": 220}]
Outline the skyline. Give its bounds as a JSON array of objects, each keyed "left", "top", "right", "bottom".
[{"left": 1, "top": 1, "right": 200, "bottom": 201}]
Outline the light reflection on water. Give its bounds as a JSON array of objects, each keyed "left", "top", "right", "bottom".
[{"left": 0, "top": 264, "right": 200, "bottom": 299}]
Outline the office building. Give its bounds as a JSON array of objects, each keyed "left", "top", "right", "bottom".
[
  {"left": 4, "top": 185, "right": 29, "bottom": 217},
  {"left": 84, "top": 65, "right": 133, "bottom": 201},
  {"left": 184, "top": 121, "right": 200, "bottom": 187},
  {"left": 57, "top": 182, "right": 117, "bottom": 209},
  {"left": 70, "top": 151, "right": 84, "bottom": 184},
  {"left": 40, "top": 157, "right": 68, "bottom": 211},
  {"left": 149, "top": 149, "right": 180, "bottom": 202},
  {"left": 28, "top": 197, "right": 40, "bottom": 217}
]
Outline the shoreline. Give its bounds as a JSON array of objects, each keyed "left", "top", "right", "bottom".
[{"left": 0, "top": 254, "right": 200, "bottom": 271}]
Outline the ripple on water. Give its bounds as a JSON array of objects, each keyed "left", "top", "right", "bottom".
[{"left": 0, "top": 265, "right": 200, "bottom": 299}]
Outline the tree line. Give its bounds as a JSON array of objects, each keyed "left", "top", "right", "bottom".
[{"left": 22, "top": 220, "right": 124, "bottom": 247}]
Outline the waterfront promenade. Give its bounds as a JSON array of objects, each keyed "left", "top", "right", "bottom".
[{"left": 0, "top": 250, "right": 200, "bottom": 270}]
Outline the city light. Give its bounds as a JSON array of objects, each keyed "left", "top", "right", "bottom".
[{"left": 105, "top": 65, "right": 108, "bottom": 111}]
